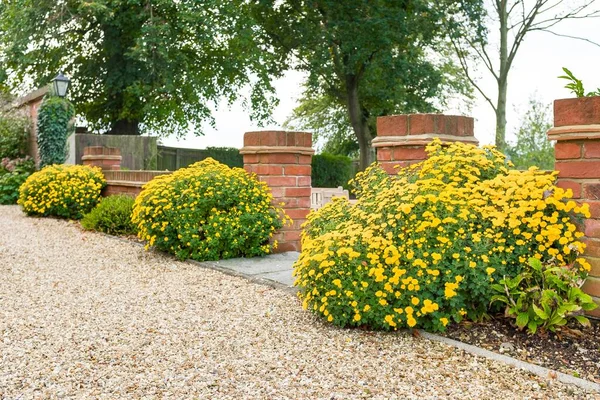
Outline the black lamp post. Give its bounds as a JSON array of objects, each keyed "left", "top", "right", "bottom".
[{"left": 52, "top": 71, "right": 71, "bottom": 98}]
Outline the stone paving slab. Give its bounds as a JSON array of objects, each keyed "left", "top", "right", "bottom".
[{"left": 204, "top": 251, "right": 298, "bottom": 286}]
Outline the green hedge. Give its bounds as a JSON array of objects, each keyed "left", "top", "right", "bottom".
[{"left": 311, "top": 153, "right": 353, "bottom": 188}]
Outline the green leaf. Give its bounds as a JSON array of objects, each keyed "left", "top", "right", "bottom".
[
  {"left": 574, "top": 315, "right": 591, "bottom": 327},
  {"left": 516, "top": 312, "right": 529, "bottom": 328},
  {"left": 532, "top": 304, "right": 549, "bottom": 320},
  {"left": 527, "top": 320, "right": 538, "bottom": 334}
]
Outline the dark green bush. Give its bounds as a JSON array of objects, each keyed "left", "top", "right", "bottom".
[
  {"left": 0, "top": 157, "right": 35, "bottom": 204},
  {"left": 0, "top": 110, "right": 30, "bottom": 159},
  {"left": 81, "top": 195, "right": 137, "bottom": 236},
  {"left": 311, "top": 152, "right": 353, "bottom": 188},
  {"left": 204, "top": 147, "right": 243, "bottom": 167},
  {"left": 37, "top": 96, "right": 75, "bottom": 167}
]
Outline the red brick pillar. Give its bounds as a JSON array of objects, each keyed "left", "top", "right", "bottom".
[
  {"left": 240, "top": 131, "right": 314, "bottom": 252},
  {"left": 549, "top": 96, "right": 600, "bottom": 316},
  {"left": 372, "top": 114, "right": 478, "bottom": 174},
  {"left": 82, "top": 146, "right": 122, "bottom": 170}
]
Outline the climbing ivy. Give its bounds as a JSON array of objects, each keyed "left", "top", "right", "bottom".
[{"left": 37, "top": 96, "right": 75, "bottom": 167}]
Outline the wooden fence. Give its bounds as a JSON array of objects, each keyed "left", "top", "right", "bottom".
[{"left": 157, "top": 145, "right": 243, "bottom": 171}]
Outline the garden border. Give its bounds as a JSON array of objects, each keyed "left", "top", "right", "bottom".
[{"left": 90, "top": 228, "right": 600, "bottom": 393}]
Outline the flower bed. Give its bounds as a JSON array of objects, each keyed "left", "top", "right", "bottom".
[{"left": 294, "top": 139, "right": 593, "bottom": 332}]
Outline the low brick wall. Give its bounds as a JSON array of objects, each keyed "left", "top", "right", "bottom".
[{"left": 102, "top": 170, "right": 170, "bottom": 197}]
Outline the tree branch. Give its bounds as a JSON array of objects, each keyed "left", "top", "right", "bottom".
[
  {"left": 539, "top": 30, "right": 600, "bottom": 48},
  {"left": 450, "top": 38, "right": 497, "bottom": 113}
]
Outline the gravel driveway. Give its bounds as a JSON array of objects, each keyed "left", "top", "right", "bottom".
[{"left": 0, "top": 205, "right": 596, "bottom": 399}]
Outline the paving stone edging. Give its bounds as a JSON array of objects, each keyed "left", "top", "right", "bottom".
[{"left": 93, "top": 229, "right": 600, "bottom": 393}]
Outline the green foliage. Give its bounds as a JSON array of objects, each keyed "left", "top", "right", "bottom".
[
  {"left": 18, "top": 165, "right": 106, "bottom": 219},
  {"left": 0, "top": 1, "right": 281, "bottom": 136},
  {"left": 559, "top": 67, "right": 600, "bottom": 97},
  {"left": 294, "top": 140, "right": 590, "bottom": 332},
  {"left": 37, "top": 96, "right": 75, "bottom": 167},
  {"left": 203, "top": 147, "right": 243, "bottom": 168},
  {"left": 491, "top": 258, "right": 597, "bottom": 335},
  {"left": 311, "top": 153, "right": 353, "bottom": 189},
  {"left": 0, "top": 110, "right": 30, "bottom": 159},
  {"left": 132, "top": 158, "right": 288, "bottom": 261},
  {"left": 81, "top": 195, "right": 137, "bottom": 236},
  {"left": 505, "top": 97, "right": 555, "bottom": 170},
  {"left": 0, "top": 156, "right": 35, "bottom": 204},
  {"left": 283, "top": 94, "right": 359, "bottom": 158},
  {"left": 255, "top": 0, "right": 483, "bottom": 168}
]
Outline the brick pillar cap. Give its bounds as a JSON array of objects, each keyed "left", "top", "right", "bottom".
[
  {"left": 240, "top": 146, "right": 315, "bottom": 155},
  {"left": 547, "top": 125, "right": 600, "bottom": 141},
  {"left": 372, "top": 134, "right": 478, "bottom": 148}
]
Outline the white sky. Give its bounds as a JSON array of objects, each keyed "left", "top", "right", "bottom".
[{"left": 161, "top": 10, "right": 600, "bottom": 150}]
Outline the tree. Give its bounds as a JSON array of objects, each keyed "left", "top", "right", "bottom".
[
  {"left": 451, "top": 0, "right": 600, "bottom": 151},
  {"left": 505, "top": 96, "right": 554, "bottom": 170},
  {"left": 252, "top": 0, "right": 485, "bottom": 170},
  {"left": 0, "top": 0, "right": 280, "bottom": 136}
]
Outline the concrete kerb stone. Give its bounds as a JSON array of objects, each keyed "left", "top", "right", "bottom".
[{"left": 92, "top": 230, "right": 599, "bottom": 393}]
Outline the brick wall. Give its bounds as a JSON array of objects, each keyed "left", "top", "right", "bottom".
[
  {"left": 240, "top": 131, "right": 314, "bottom": 252},
  {"left": 549, "top": 96, "right": 600, "bottom": 317},
  {"left": 373, "top": 114, "right": 478, "bottom": 173},
  {"left": 82, "top": 146, "right": 168, "bottom": 197}
]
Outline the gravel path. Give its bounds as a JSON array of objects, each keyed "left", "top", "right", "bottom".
[{"left": 0, "top": 205, "right": 596, "bottom": 399}]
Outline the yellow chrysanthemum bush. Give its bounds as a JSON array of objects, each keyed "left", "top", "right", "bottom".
[
  {"left": 132, "top": 158, "right": 288, "bottom": 261},
  {"left": 18, "top": 164, "right": 106, "bottom": 219},
  {"left": 294, "top": 139, "right": 591, "bottom": 332}
]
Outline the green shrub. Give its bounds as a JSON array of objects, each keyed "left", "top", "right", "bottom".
[
  {"left": 491, "top": 258, "right": 596, "bottom": 334},
  {"left": 132, "top": 158, "right": 288, "bottom": 261},
  {"left": 18, "top": 164, "right": 106, "bottom": 219},
  {"left": 312, "top": 152, "right": 353, "bottom": 188},
  {"left": 204, "top": 147, "right": 243, "bottom": 168},
  {"left": 294, "top": 139, "right": 591, "bottom": 332},
  {"left": 0, "top": 156, "right": 36, "bottom": 204},
  {"left": 81, "top": 195, "right": 137, "bottom": 236},
  {"left": 37, "top": 96, "right": 75, "bottom": 167},
  {"left": 0, "top": 110, "right": 30, "bottom": 159}
]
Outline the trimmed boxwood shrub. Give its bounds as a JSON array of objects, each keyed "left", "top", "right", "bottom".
[
  {"left": 81, "top": 195, "right": 137, "bottom": 236},
  {"left": 311, "top": 152, "right": 353, "bottom": 188},
  {"left": 294, "top": 139, "right": 591, "bottom": 332},
  {"left": 132, "top": 158, "right": 288, "bottom": 261},
  {"left": 18, "top": 164, "right": 106, "bottom": 219}
]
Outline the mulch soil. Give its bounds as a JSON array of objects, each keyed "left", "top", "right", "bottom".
[{"left": 442, "top": 315, "right": 600, "bottom": 383}]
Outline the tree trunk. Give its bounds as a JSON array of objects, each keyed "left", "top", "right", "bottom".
[
  {"left": 496, "top": 1, "right": 509, "bottom": 151},
  {"left": 345, "top": 74, "right": 372, "bottom": 170},
  {"left": 495, "top": 76, "right": 508, "bottom": 151},
  {"left": 107, "top": 119, "right": 140, "bottom": 135}
]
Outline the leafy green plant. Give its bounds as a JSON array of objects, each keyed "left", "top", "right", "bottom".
[
  {"left": 37, "top": 96, "right": 75, "bottom": 167},
  {"left": 312, "top": 152, "right": 353, "bottom": 189},
  {"left": 0, "top": 110, "right": 30, "bottom": 159},
  {"left": 491, "top": 258, "right": 597, "bottom": 334},
  {"left": 81, "top": 195, "right": 137, "bottom": 236},
  {"left": 132, "top": 158, "right": 289, "bottom": 261},
  {"left": 559, "top": 67, "right": 600, "bottom": 97},
  {"left": 0, "top": 156, "right": 36, "bottom": 204},
  {"left": 18, "top": 164, "right": 106, "bottom": 219}
]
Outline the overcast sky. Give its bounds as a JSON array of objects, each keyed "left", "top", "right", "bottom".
[{"left": 161, "top": 8, "right": 600, "bottom": 151}]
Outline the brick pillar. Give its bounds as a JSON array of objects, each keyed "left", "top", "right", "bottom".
[
  {"left": 549, "top": 96, "right": 600, "bottom": 317},
  {"left": 240, "top": 131, "right": 314, "bottom": 253},
  {"left": 82, "top": 146, "right": 122, "bottom": 170},
  {"left": 372, "top": 114, "right": 478, "bottom": 174}
]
